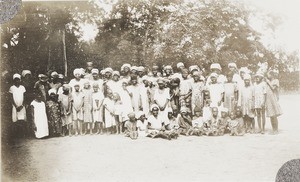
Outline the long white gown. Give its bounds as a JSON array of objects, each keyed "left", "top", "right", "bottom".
[{"left": 31, "top": 100, "right": 49, "bottom": 138}]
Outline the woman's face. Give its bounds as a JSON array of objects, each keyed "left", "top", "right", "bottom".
[
  {"left": 84, "top": 83, "right": 90, "bottom": 89},
  {"left": 227, "top": 75, "right": 233, "bottom": 82},
  {"left": 221, "top": 112, "right": 227, "bottom": 118},
  {"left": 255, "top": 76, "right": 262, "bottom": 83},
  {"left": 195, "top": 111, "right": 202, "bottom": 117},
  {"left": 244, "top": 79, "right": 250, "bottom": 86},
  {"left": 112, "top": 75, "right": 119, "bottom": 81},
  {"left": 105, "top": 72, "right": 111, "bottom": 78},
  {"left": 230, "top": 112, "right": 235, "bottom": 119},
  {"left": 211, "top": 76, "right": 217, "bottom": 83},
  {"left": 158, "top": 83, "right": 164, "bottom": 89},
  {"left": 165, "top": 69, "right": 172, "bottom": 75},
  {"left": 131, "top": 79, "right": 137, "bottom": 85},
  {"left": 124, "top": 67, "right": 130, "bottom": 73},
  {"left": 168, "top": 112, "right": 173, "bottom": 119},
  {"left": 14, "top": 78, "right": 21, "bottom": 85},
  {"left": 92, "top": 74, "right": 99, "bottom": 79},
  {"left": 74, "top": 73, "right": 81, "bottom": 79},
  {"left": 152, "top": 109, "right": 159, "bottom": 117},
  {"left": 193, "top": 75, "right": 200, "bottom": 82},
  {"left": 93, "top": 86, "right": 98, "bottom": 92}
]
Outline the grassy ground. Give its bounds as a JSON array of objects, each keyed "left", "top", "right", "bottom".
[{"left": 2, "top": 94, "right": 300, "bottom": 182}]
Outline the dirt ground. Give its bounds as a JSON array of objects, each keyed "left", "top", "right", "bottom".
[{"left": 2, "top": 94, "right": 300, "bottom": 182}]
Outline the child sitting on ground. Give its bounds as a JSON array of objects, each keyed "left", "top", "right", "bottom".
[
  {"left": 218, "top": 107, "right": 230, "bottom": 135},
  {"left": 147, "top": 104, "right": 172, "bottom": 140},
  {"left": 164, "top": 108, "right": 179, "bottom": 139},
  {"left": 235, "top": 107, "right": 245, "bottom": 135},
  {"left": 136, "top": 111, "right": 148, "bottom": 137},
  {"left": 124, "top": 112, "right": 138, "bottom": 140},
  {"left": 207, "top": 107, "right": 222, "bottom": 136},
  {"left": 188, "top": 106, "right": 204, "bottom": 136},
  {"left": 228, "top": 111, "right": 244, "bottom": 136},
  {"left": 178, "top": 106, "right": 193, "bottom": 135}
]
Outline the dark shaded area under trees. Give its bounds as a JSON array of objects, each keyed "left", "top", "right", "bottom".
[{"left": 1, "top": 0, "right": 299, "bottom": 89}]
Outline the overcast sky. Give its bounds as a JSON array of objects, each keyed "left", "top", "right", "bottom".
[{"left": 235, "top": 0, "right": 300, "bottom": 54}]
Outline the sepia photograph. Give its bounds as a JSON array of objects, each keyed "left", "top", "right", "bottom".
[{"left": 1, "top": 0, "right": 300, "bottom": 181}]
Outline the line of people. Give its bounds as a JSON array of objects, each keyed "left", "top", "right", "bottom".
[{"left": 9, "top": 61, "right": 282, "bottom": 140}]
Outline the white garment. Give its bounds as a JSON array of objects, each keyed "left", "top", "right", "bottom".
[
  {"left": 139, "top": 84, "right": 150, "bottom": 116},
  {"left": 137, "top": 119, "right": 148, "bottom": 137},
  {"left": 72, "top": 91, "right": 84, "bottom": 120},
  {"left": 148, "top": 115, "right": 163, "bottom": 130},
  {"left": 106, "top": 80, "right": 122, "bottom": 93},
  {"left": 207, "top": 83, "right": 224, "bottom": 106},
  {"left": 89, "top": 79, "right": 104, "bottom": 92},
  {"left": 69, "top": 78, "right": 87, "bottom": 93},
  {"left": 103, "top": 98, "right": 115, "bottom": 127},
  {"left": 31, "top": 100, "right": 49, "bottom": 138},
  {"left": 9, "top": 85, "right": 26, "bottom": 122},
  {"left": 92, "top": 91, "right": 104, "bottom": 122},
  {"left": 119, "top": 89, "right": 133, "bottom": 120},
  {"left": 127, "top": 85, "right": 141, "bottom": 113},
  {"left": 153, "top": 88, "right": 170, "bottom": 118}
]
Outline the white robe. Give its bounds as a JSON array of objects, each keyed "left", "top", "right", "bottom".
[{"left": 31, "top": 100, "right": 49, "bottom": 138}]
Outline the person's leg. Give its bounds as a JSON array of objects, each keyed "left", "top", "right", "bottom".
[
  {"left": 119, "top": 122, "right": 123, "bottom": 134},
  {"left": 155, "top": 132, "right": 171, "bottom": 140},
  {"left": 68, "top": 124, "right": 72, "bottom": 136},
  {"left": 79, "top": 120, "right": 83, "bottom": 135},
  {"left": 256, "top": 109, "right": 262, "bottom": 133},
  {"left": 261, "top": 108, "right": 266, "bottom": 134},
  {"left": 250, "top": 117, "right": 255, "bottom": 133},
  {"left": 274, "top": 117, "right": 278, "bottom": 133},
  {"left": 89, "top": 122, "right": 93, "bottom": 134},
  {"left": 270, "top": 117, "right": 275, "bottom": 134}
]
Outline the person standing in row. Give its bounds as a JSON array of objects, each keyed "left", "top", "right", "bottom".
[{"left": 9, "top": 74, "right": 27, "bottom": 138}]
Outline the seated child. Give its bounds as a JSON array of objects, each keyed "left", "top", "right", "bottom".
[
  {"left": 124, "top": 112, "right": 138, "bottom": 140},
  {"left": 188, "top": 106, "right": 204, "bottom": 136},
  {"left": 136, "top": 111, "right": 148, "bottom": 137},
  {"left": 236, "top": 107, "right": 245, "bottom": 135},
  {"left": 202, "top": 99, "right": 212, "bottom": 123},
  {"left": 206, "top": 107, "right": 222, "bottom": 136},
  {"left": 178, "top": 106, "right": 193, "bottom": 135},
  {"left": 164, "top": 108, "right": 179, "bottom": 139},
  {"left": 228, "top": 111, "right": 244, "bottom": 136},
  {"left": 218, "top": 107, "right": 230, "bottom": 135},
  {"left": 147, "top": 104, "right": 172, "bottom": 140}
]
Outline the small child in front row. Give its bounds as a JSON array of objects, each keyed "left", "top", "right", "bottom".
[
  {"left": 253, "top": 73, "right": 266, "bottom": 134},
  {"left": 228, "top": 111, "right": 244, "bottom": 136},
  {"left": 188, "top": 106, "right": 204, "bottom": 136},
  {"left": 124, "top": 112, "right": 138, "bottom": 140},
  {"left": 206, "top": 107, "right": 222, "bottom": 136},
  {"left": 59, "top": 84, "right": 73, "bottom": 136},
  {"left": 136, "top": 111, "right": 148, "bottom": 137},
  {"left": 113, "top": 92, "right": 123, "bottom": 134},
  {"left": 72, "top": 84, "right": 84, "bottom": 135},
  {"left": 218, "top": 107, "right": 230, "bottom": 135},
  {"left": 238, "top": 74, "right": 256, "bottom": 133},
  {"left": 46, "top": 89, "right": 62, "bottom": 137},
  {"left": 235, "top": 107, "right": 245, "bottom": 135},
  {"left": 103, "top": 90, "right": 116, "bottom": 134},
  {"left": 82, "top": 81, "right": 93, "bottom": 135},
  {"left": 92, "top": 83, "right": 105, "bottom": 134}
]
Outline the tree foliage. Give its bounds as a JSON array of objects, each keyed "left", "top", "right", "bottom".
[{"left": 1, "top": 0, "right": 298, "bottom": 77}]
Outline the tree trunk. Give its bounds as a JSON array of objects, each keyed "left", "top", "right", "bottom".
[
  {"left": 47, "top": 45, "right": 51, "bottom": 71},
  {"left": 141, "top": 27, "right": 149, "bottom": 66},
  {"left": 62, "top": 29, "right": 67, "bottom": 76}
]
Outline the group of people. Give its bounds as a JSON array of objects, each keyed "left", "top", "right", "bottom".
[{"left": 9, "top": 61, "right": 282, "bottom": 140}]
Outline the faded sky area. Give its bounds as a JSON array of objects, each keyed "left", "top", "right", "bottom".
[{"left": 233, "top": 0, "right": 300, "bottom": 54}]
